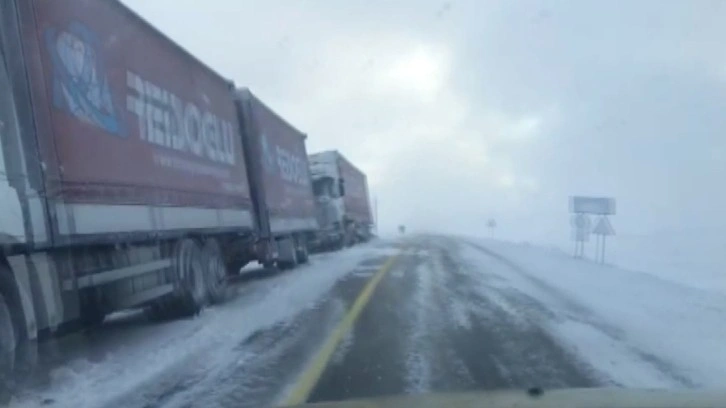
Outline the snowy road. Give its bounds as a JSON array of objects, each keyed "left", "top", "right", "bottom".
[
  {"left": 14, "top": 235, "right": 725, "bottom": 407},
  {"left": 305, "top": 236, "right": 599, "bottom": 404}
]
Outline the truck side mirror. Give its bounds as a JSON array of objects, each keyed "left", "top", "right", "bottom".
[{"left": 338, "top": 179, "right": 346, "bottom": 197}]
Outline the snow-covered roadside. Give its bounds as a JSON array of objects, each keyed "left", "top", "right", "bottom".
[
  {"left": 607, "top": 232, "right": 726, "bottom": 295},
  {"left": 13, "top": 242, "right": 399, "bottom": 408},
  {"left": 459, "top": 238, "right": 726, "bottom": 388}
]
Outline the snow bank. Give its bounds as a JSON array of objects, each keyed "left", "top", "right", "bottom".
[
  {"left": 14, "top": 242, "right": 398, "bottom": 408},
  {"left": 607, "top": 231, "right": 726, "bottom": 295},
  {"left": 460, "top": 238, "right": 726, "bottom": 388},
  {"left": 523, "top": 230, "right": 726, "bottom": 295}
]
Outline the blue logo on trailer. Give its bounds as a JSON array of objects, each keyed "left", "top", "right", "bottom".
[{"left": 45, "top": 22, "right": 124, "bottom": 136}]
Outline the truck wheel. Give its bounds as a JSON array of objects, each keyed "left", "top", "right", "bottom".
[
  {"left": 145, "top": 297, "right": 173, "bottom": 321},
  {"left": 147, "top": 294, "right": 188, "bottom": 322},
  {"left": 278, "top": 251, "right": 297, "bottom": 270},
  {"left": 289, "top": 247, "right": 298, "bottom": 269},
  {"left": 0, "top": 293, "right": 16, "bottom": 404},
  {"left": 296, "top": 240, "right": 310, "bottom": 264},
  {"left": 277, "top": 238, "right": 298, "bottom": 270},
  {"left": 226, "top": 259, "right": 248, "bottom": 276},
  {"left": 172, "top": 239, "right": 206, "bottom": 316},
  {"left": 80, "top": 295, "right": 106, "bottom": 328},
  {"left": 201, "top": 240, "right": 228, "bottom": 304},
  {"left": 14, "top": 337, "right": 37, "bottom": 387}
]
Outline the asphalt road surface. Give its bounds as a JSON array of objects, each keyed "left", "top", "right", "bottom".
[
  {"left": 21, "top": 235, "right": 606, "bottom": 408},
  {"left": 306, "top": 236, "right": 599, "bottom": 405}
]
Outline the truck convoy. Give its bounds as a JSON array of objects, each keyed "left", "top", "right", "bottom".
[
  {"left": 309, "top": 151, "right": 374, "bottom": 249},
  {"left": 0, "top": 0, "right": 371, "bottom": 398}
]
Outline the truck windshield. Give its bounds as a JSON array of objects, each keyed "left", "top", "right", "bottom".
[{"left": 312, "top": 177, "right": 333, "bottom": 197}]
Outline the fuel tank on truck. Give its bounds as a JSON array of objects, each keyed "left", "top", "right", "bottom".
[
  {"left": 235, "top": 89, "right": 318, "bottom": 237},
  {"left": 18, "top": 0, "right": 255, "bottom": 245}
]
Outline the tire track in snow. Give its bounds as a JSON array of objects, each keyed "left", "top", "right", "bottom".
[
  {"left": 307, "top": 235, "right": 598, "bottom": 404},
  {"left": 430, "top": 237, "right": 601, "bottom": 389},
  {"left": 399, "top": 240, "right": 481, "bottom": 394},
  {"left": 403, "top": 253, "right": 435, "bottom": 393}
]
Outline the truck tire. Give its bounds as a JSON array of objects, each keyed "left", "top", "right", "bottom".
[
  {"left": 172, "top": 239, "right": 206, "bottom": 316},
  {"left": 279, "top": 251, "right": 297, "bottom": 270},
  {"left": 201, "top": 240, "right": 228, "bottom": 304},
  {"left": 296, "top": 239, "right": 310, "bottom": 264},
  {"left": 15, "top": 336, "right": 37, "bottom": 387},
  {"left": 226, "top": 259, "right": 248, "bottom": 276},
  {"left": 0, "top": 293, "right": 16, "bottom": 404},
  {"left": 277, "top": 238, "right": 298, "bottom": 270},
  {"left": 145, "top": 297, "right": 175, "bottom": 321},
  {"left": 80, "top": 294, "right": 106, "bottom": 328}
]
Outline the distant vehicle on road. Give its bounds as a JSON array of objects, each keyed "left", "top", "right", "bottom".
[{"left": 309, "top": 151, "right": 374, "bottom": 250}]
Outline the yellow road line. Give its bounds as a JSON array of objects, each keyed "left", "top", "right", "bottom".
[{"left": 282, "top": 253, "right": 401, "bottom": 406}]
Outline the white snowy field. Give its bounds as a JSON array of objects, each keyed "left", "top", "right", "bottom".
[
  {"left": 461, "top": 238, "right": 726, "bottom": 388},
  {"left": 528, "top": 229, "right": 726, "bottom": 295},
  {"left": 607, "top": 231, "right": 726, "bottom": 295},
  {"left": 12, "top": 242, "right": 399, "bottom": 408}
]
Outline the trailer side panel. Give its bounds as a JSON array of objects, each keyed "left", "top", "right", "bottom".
[
  {"left": 241, "top": 90, "right": 317, "bottom": 235},
  {"left": 338, "top": 154, "right": 372, "bottom": 225},
  {"left": 23, "top": 0, "right": 254, "bottom": 244}
]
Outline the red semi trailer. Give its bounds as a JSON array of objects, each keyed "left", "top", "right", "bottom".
[
  {"left": 0, "top": 0, "right": 317, "bottom": 398},
  {"left": 235, "top": 88, "right": 318, "bottom": 269}
]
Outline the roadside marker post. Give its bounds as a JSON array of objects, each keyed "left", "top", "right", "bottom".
[
  {"left": 592, "top": 216, "right": 615, "bottom": 264},
  {"left": 571, "top": 213, "right": 590, "bottom": 259}
]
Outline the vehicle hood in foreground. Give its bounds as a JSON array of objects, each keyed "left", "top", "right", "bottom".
[{"left": 290, "top": 388, "right": 726, "bottom": 408}]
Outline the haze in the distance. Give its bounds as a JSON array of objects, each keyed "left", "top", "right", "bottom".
[{"left": 122, "top": 0, "right": 726, "bottom": 245}]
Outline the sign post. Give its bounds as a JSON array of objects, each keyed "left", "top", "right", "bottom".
[
  {"left": 571, "top": 213, "right": 590, "bottom": 259},
  {"left": 569, "top": 196, "right": 616, "bottom": 261},
  {"left": 592, "top": 216, "right": 615, "bottom": 264}
]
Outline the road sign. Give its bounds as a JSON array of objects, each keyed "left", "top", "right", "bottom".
[
  {"left": 592, "top": 215, "right": 615, "bottom": 264},
  {"left": 568, "top": 196, "right": 616, "bottom": 262},
  {"left": 571, "top": 214, "right": 591, "bottom": 230},
  {"left": 574, "top": 227, "right": 589, "bottom": 242},
  {"left": 569, "top": 196, "right": 616, "bottom": 215},
  {"left": 570, "top": 213, "right": 591, "bottom": 258},
  {"left": 593, "top": 217, "right": 615, "bottom": 236}
]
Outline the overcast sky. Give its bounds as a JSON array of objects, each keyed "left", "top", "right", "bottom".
[{"left": 122, "top": 0, "right": 725, "bottom": 244}]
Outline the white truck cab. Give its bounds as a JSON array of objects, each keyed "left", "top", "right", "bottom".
[{"left": 309, "top": 152, "right": 348, "bottom": 249}]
